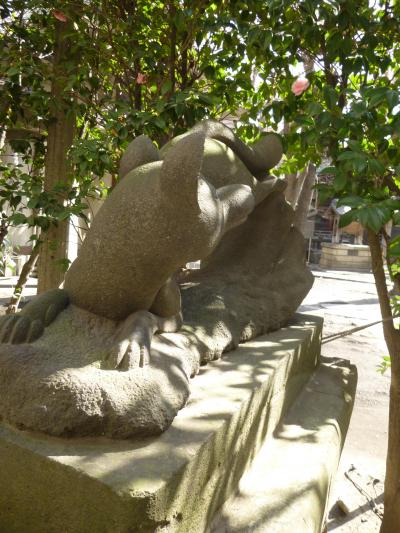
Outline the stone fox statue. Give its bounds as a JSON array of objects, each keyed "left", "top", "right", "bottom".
[{"left": 0, "top": 121, "right": 283, "bottom": 370}]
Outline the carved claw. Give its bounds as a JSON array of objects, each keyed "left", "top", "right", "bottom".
[
  {"left": 0, "top": 314, "right": 44, "bottom": 344},
  {"left": 104, "top": 311, "right": 182, "bottom": 371},
  {"left": 0, "top": 316, "right": 19, "bottom": 343},
  {"left": 0, "top": 289, "right": 68, "bottom": 345},
  {"left": 105, "top": 330, "right": 151, "bottom": 370}
]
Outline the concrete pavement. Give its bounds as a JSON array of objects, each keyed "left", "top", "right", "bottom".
[{"left": 301, "top": 267, "right": 389, "bottom": 532}]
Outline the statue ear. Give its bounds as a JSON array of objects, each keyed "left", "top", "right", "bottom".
[
  {"left": 251, "top": 133, "right": 283, "bottom": 171},
  {"left": 160, "top": 131, "right": 205, "bottom": 205},
  {"left": 119, "top": 135, "right": 160, "bottom": 178}
]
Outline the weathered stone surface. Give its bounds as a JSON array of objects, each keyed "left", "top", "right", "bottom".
[
  {"left": 211, "top": 357, "right": 357, "bottom": 532},
  {"left": 64, "top": 121, "right": 280, "bottom": 322},
  {"left": 0, "top": 188, "right": 313, "bottom": 438},
  {"left": 0, "top": 315, "right": 322, "bottom": 533},
  {"left": 182, "top": 190, "right": 313, "bottom": 363},
  {"left": 0, "top": 120, "right": 313, "bottom": 438}
]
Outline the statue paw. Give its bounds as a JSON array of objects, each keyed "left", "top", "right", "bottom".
[
  {"left": 0, "top": 289, "right": 69, "bottom": 345},
  {"left": 103, "top": 310, "right": 155, "bottom": 371},
  {"left": 0, "top": 314, "right": 44, "bottom": 344},
  {"left": 105, "top": 337, "right": 150, "bottom": 371},
  {"left": 103, "top": 310, "right": 182, "bottom": 372}
]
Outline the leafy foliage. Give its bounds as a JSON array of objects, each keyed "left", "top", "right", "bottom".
[
  {"left": 1, "top": 0, "right": 283, "bottom": 247},
  {"left": 243, "top": 0, "right": 400, "bottom": 237}
]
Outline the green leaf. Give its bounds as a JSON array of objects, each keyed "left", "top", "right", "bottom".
[
  {"left": 323, "top": 86, "right": 336, "bottom": 109},
  {"left": 337, "top": 151, "right": 358, "bottom": 161},
  {"left": 36, "top": 218, "right": 50, "bottom": 231},
  {"left": 263, "top": 31, "right": 272, "bottom": 50},
  {"left": 353, "top": 154, "right": 367, "bottom": 173},
  {"left": 198, "top": 93, "right": 215, "bottom": 105},
  {"left": 161, "top": 80, "right": 172, "bottom": 96},
  {"left": 319, "top": 166, "right": 336, "bottom": 175},
  {"left": 9, "top": 213, "right": 27, "bottom": 225},
  {"left": 337, "top": 196, "right": 364, "bottom": 208},
  {"left": 369, "top": 88, "right": 388, "bottom": 108},
  {"left": 316, "top": 111, "right": 331, "bottom": 130},
  {"left": 58, "top": 210, "right": 71, "bottom": 221},
  {"left": 368, "top": 158, "right": 385, "bottom": 175},
  {"left": 337, "top": 151, "right": 367, "bottom": 173},
  {"left": 119, "top": 127, "right": 128, "bottom": 140},
  {"left": 358, "top": 206, "right": 391, "bottom": 232},
  {"left": 306, "top": 102, "right": 323, "bottom": 116},
  {"left": 153, "top": 117, "right": 166, "bottom": 129},
  {"left": 387, "top": 90, "right": 399, "bottom": 111},
  {"left": 338, "top": 209, "right": 357, "bottom": 227},
  {"left": 347, "top": 140, "right": 363, "bottom": 153},
  {"left": 294, "top": 115, "right": 313, "bottom": 126},
  {"left": 333, "top": 172, "right": 348, "bottom": 192},
  {"left": 27, "top": 198, "right": 39, "bottom": 209},
  {"left": 317, "top": 186, "right": 334, "bottom": 204},
  {"left": 389, "top": 236, "right": 400, "bottom": 258},
  {"left": 6, "top": 66, "right": 19, "bottom": 77},
  {"left": 9, "top": 195, "right": 22, "bottom": 208},
  {"left": 56, "top": 258, "right": 71, "bottom": 273}
]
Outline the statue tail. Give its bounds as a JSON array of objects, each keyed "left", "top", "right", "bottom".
[{"left": 191, "top": 120, "right": 283, "bottom": 179}]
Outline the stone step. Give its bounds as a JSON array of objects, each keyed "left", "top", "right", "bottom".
[
  {"left": 211, "top": 357, "right": 357, "bottom": 533},
  {"left": 0, "top": 314, "right": 323, "bottom": 533}
]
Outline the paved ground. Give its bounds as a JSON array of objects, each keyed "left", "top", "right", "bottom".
[
  {"left": 0, "top": 269, "right": 391, "bottom": 532},
  {"left": 300, "top": 267, "right": 389, "bottom": 532},
  {"left": 0, "top": 277, "right": 37, "bottom": 313}
]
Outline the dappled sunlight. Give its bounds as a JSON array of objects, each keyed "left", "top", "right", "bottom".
[{"left": 0, "top": 315, "right": 326, "bottom": 524}]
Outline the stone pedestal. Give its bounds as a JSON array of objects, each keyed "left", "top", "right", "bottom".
[
  {"left": 0, "top": 315, "right": 354, "bottom": 533},
  {"left": 211, "top": 358, "right": 357, "bottom": 532},
  {"left": 320, "top": 243, "right": 371, "bottom": 271}
]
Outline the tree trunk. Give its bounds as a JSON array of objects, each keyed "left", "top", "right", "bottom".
[
  {"left": 169, "top": 1, "right": 177, "bottom": 94},
  {"left": 293, "top": 162, "right": 316, "bottom": 235},
  {"left": 0, "top": 99, "right": 9, "bottom": 153},
  {"left": 37, "top": 20, "right": 75, "bottom": 293},
  {"left": 382, "top": 379, "right": 400, "bottom": 532},
  {"left": 0, "top": 128, "right": 6, "bottom": 153},
  {"left": 0, "top": 219, "right": 8, "bottom": 250},
  {"left": 6, "top": 242, "right": 41, "bottom": 314},
  {"left": 367, "top": 229, "right": 400, "bottom": 533}
]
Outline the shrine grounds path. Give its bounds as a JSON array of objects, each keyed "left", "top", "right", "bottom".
[
  {"left": 301, "top": 267, "right": 389, "bottom": 532},
  {"left": 0, "top": 268, "right": 389, "bottom": 532}
]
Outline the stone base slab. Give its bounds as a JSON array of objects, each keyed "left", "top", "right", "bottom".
[
  {"left": 0, "top": 315, "right": 322, "bottom": 533},
  {"left": 211, "top": 357, "right": 357, "bottom": 532}
]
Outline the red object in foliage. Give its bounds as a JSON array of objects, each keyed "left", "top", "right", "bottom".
[
  {"left": 136, "top": 73, "right": 148, "bottom": 85},
  {"left": 52, "top": 10, "right": 68, "bottom": 22},
  {"left": 291, "top": 77, "right": 310, "bottom": 96}
]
